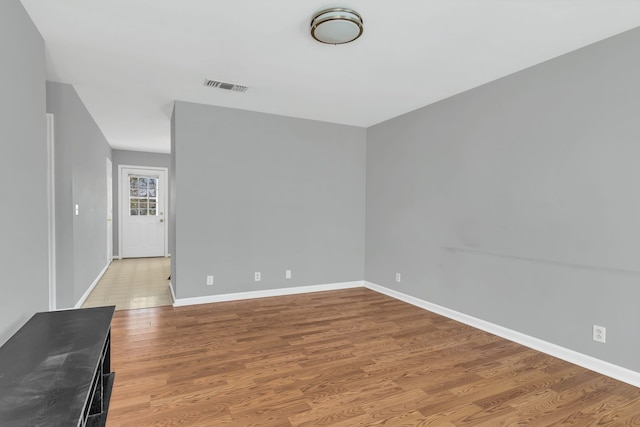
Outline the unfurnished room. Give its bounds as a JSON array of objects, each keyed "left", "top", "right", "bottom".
[{"left": 2, "top": 1, "right": 640, "bottom": 425}]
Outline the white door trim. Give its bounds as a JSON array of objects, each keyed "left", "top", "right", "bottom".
[
  {"left": 106, "top": 157, "right": 113, "bottom": 262},
  {"left": 118, "top": 165, "right": 169, "bottom": 258},
  {"left": 47, "top": 114, "right": 56, "bottom": 311}
]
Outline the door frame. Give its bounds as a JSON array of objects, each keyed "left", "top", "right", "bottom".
[
  {"left": 118, "top": 165, "right": 169, "bottom": 258},
  {"left": 106, "top": 157, "right": 113, "bottom": 262}
]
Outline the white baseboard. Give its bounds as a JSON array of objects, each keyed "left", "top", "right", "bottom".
[
  {"left": 168, "top": 281, "right": 176, "bottom": 302},
  {"left": 75, "top": 261, "right": 111, "bottom": 309},
  {"left": 166, "top": 277, "right": 640, "bottom": 387},
  {"left": 364, "top": 281, "right": 640, "bottom": 388},
  {"left": 173, "top": 281, "right": 363, "bottom": 307}
]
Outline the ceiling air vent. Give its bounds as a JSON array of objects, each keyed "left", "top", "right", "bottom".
[{"left": 204, "top": 79, "right": 248, "bottom": 93}]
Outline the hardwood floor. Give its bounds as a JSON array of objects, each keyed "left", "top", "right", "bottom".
[{"left": 107, "top": 288, "right": 640, "bottom": 426}]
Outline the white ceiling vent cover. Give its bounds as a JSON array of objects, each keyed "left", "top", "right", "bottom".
[{"left": 204, "top": 79, "right": 248, "bottom": 92}]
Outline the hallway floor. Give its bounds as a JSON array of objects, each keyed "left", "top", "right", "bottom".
[{"left": 82, "top": 257, "right": 173, "bottom": 310}]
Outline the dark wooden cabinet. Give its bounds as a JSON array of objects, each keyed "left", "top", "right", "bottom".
[{"left": 0, "top": 306, "right": 116, "bottom": 427}]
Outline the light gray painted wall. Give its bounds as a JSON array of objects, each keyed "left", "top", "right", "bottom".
[
  {"left": 366, "top": 26, "right": 640, "bottom": 372},
  {"left": 172, "top": 102, "right": 366, "bottom": 298},
  {"left": 46, "top": 82, "right": 112, "bottom": 307},
  {"left": 111, "top": 149, "right": 171, "bottom": 257},
  {"left": 0, "top": 0, "right": 48, "bottom": 345},
  {"left": 49, "top": 86, "right": 74, "bottom": 308}
]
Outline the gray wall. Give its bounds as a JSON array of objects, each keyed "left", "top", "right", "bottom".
[
  {"left": 47, "top": 82, "right": 112, "bottom": 308},
  {"left": 172, "top": 102, "right": 366, "bottom": 298},
  {"left": 0, "top": 0, "right": 49, "bottom": 345},
  {"left": 111, "top": 149, "right": 171, "bottom": 258},
  {"left": 366, "top": 26, "right": 640, "bottom": 372}
]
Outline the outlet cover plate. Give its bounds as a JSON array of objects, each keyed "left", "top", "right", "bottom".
[{"left": 593, "top": 325, "right": 606, "bottom": 343}]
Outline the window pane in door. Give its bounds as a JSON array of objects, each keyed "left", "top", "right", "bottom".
[{"left": 128, "top": 174, "right": 159, "bottom": 216}]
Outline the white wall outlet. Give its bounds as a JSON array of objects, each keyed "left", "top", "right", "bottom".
[
  {"left": 395, "top": 273, "right": 401, "bottom": 283},
  {"left": 285, "top": 270, "right": 292, "bottom": 279},
  {"left": 75, "top": 204, "right": 79, "bottom": 216},
  {"left": 593, "top": 325, "right": 606, "bottom": 343},
  {"left": 206, "top": 275, "right": 214, "bottom": 285},
  {"left": 254, "top": 272, "right": 261, "bottom": 281}
]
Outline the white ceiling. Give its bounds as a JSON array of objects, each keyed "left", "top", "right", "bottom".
[{"left": 20, "top": 1, "right": 640, "bottom": 154}]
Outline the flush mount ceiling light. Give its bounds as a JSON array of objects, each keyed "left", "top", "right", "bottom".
[{"left": 310, "top": 8, "right": 363, "bottom": 45}]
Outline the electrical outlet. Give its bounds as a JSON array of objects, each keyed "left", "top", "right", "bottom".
[
  {"left": 593, "top": 325, "right": 606, "bottom": 343},
  {"left": 395, "top": 273, "right": 401, "bottom": 283},
  {"left": 206, "top": 275, "right": 214, "bottom": 285},
  {"left": 254, "top": 272, "right": 261, "bottom": 282},
  {"left": 286, "top": 270, "right": 291, "bottom": 279}
]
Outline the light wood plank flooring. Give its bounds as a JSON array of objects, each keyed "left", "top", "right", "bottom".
[
  {"left": 107, "top": 288, "right": 640, "bottom": 426},
  {"left": 83, "top": 257, "right": 172, "bottom": 310}
]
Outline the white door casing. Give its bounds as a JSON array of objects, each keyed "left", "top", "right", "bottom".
[
  {"left": 119, "top": 166, "right": 168, "bottom": 258},
  {"left": 106, "top": 157, "right": 113, "bottom": 262}
]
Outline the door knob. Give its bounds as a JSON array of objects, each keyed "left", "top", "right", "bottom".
[{"left": 159, "top": 219, "right": 164, "bottom": 222}]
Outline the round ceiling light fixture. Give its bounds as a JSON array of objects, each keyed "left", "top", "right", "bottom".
[{"left": 310, "top": 8, "right": 363, "bottom": 45}]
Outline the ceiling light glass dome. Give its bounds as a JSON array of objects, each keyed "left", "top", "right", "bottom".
[{"left": 310, "top": 8, "right": 363, "bottom": 45}]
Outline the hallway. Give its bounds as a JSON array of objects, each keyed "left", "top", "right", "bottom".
[{"left": 83, "top": 257, "right": 172, "bottom": 310}]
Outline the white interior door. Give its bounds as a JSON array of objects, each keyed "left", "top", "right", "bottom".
[
  {"left": 120, "top": 166, "right": 167, "bottom": 258},
  {"left": 106, "top": 157, "right": 113, "bottom": 262}
]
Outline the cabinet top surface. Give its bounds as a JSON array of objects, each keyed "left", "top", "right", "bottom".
[{"left": 0, "top": 306, "right": 115, "bottom": 426}]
